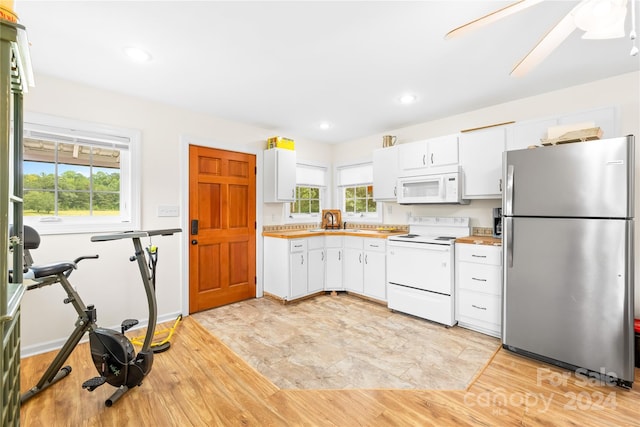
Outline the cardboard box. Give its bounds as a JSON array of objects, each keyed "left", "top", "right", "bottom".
[{"left": 267, "top": 136, "right": 295, "bottom": 150}]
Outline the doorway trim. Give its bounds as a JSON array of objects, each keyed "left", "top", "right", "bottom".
[{"left": 179, "top": 135, "right": 264, "bottom": 316}]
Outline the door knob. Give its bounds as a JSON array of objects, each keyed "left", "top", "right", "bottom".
[{"left": 191, "top": 239, "right": 198, "bottom": 245}]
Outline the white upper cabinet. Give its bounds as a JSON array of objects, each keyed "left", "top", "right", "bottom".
[
  {"left": 427, "top": 134, "right": 459, "bottom": 167},
  {"left": 373, "top": 146, "right": 399, "bottom": 201},
  {"left": 398, "top": 134, "right": 458, "bottom": 176},
  {"left": 459, "top": 126, "right": 506, "bottom": 199},
  {"left": 263, "top": 148, "right": 296, "bottom": 202}
]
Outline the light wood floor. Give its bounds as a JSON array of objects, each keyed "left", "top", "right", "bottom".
[{"left": 20, "top": 316, "right": 640, "bottom": 426}]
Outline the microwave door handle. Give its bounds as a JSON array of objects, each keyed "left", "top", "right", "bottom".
[
  {"left": 504, "top": 164, "right": 514, "bottom": 215},
  {"left": 439, "top": 177, "right": 445, "bottom": 199}
]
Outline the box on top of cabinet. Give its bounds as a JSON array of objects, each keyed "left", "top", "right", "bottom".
[{"left": 267, "top": 136, "right": 295, "bottom": 150}]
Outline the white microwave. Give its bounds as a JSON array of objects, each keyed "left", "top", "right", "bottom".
[{"left": 397, "top": 169, "right": 468, "bottom": 205}]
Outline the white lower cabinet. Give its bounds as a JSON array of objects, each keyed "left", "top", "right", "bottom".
[
  {"left": 307, "top": 237, "right": 325, "bottom": 293},
  {"left": 344, "top": 237, "right": 364, "bottom": 294},
  {"left": 264, "top": 236, "right": 324, "bottom": 301},
  {"left": 324, "top": 236, "right": 344, "bottom": 290},
  {"left": 264, "top": 234, "right": 388, "bottom": 302},
  {"left": 363, "top": 239, "right": 386, "bottom": 301},
  {"left": 289, "top": 239, "right": 308, "bottom": 299},
  {"left": 455, "top": 243, "right": 503, "bottom": 338},
  {"left": 344, "top": 237, "right": 387, "bottom": 301}
]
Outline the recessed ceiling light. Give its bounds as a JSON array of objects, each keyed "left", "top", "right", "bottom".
[
  {"left": 319, "top": 122, "right": 332, "bottom": 130},
  {"left": 399, "top": 94, "right": 417, "bottom": 104},
  {"left": 124, "top": 46, "right": 152, "bottom": 63}
]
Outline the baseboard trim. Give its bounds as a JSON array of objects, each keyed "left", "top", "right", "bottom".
[{"left": 20, "top": 311, "right": 184, "bottom": 358}]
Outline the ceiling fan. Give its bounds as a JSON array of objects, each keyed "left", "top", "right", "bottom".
[{"left": 445, "top": 0, "right": 638, "bottom": 76}]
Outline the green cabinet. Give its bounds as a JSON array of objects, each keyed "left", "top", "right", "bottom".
[{"left": 1, "top": 19, "right": 33, "bottom": 427}]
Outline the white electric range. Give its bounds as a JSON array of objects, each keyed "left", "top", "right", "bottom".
[{"left": 387, "top": 216, "right": 470, "bottom": 326}]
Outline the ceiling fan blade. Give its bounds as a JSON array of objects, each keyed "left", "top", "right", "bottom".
[
  {"left": 510, "top": 10, "right": 578, "bottom": 76},
  {"left": 445, "top": 0, "right": 545, "bottom": 40}
]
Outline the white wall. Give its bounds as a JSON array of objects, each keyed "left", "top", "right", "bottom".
[{"left": 20, "top": 71, "right": 640, "bottom": 355}]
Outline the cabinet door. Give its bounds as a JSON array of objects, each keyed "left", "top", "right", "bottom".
[
  {"left": 325, "top": 247, "right": 343, "bottom": 290},
  {"left": 276, "top": 149, "right": 296, "bottom": 201},
  {"left": 364, "top": 250, "right": 386, "bottom": 300},
  {"left": 398, "top": 140, "right": 429, "bottom": 172},
  {"left": 344, "top": 247, "right": 364, "bottom": 293},
  {"left": 308, "top": 248, "right": 325, "bottom": 293},
  {"left": 373, "top": 146, "right": 399, "bottom": 200},
  {"left": 264, "top": 148, "right": 296, "bottom": 202},
  {"left": 290, "top": 252, "right": 307, "bottom": 299},
  {"left": 459, "top": 127, "right": 505, "bottom": 198},
  {"left": 427, "top": 134, "right": 458, "bottom": 167}
]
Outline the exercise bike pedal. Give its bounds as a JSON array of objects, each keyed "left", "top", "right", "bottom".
[
  {"left": 121, "top": 318, "right": 139, "bottom": 333},
  {"left": 82, "top": 376, "right": 107, "bottom": 392}
]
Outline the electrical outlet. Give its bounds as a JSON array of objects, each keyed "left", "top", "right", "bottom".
[{"left": 157, "top": 205, "right": 180, "bottom": 217}]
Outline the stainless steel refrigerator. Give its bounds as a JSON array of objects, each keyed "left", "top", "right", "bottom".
[{"left": 502, "top": 135, "right": 635, "bottom": 388}]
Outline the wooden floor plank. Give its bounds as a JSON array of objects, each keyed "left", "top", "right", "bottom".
[{"left": 19, "top": 315, "right": 640, "bottom": 426}]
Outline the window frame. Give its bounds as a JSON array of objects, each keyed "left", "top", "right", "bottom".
[
  {"left": 22, "top": 112, "right": 141, "bottom": 235},
  {"left": 286, "top": 161, "right": 328, "bottom": 223},
  {"left": 335, "top": 161, "right": 381, "bottom": 223}
]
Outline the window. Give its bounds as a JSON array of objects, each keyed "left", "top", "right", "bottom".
[
  {"left": 288, "top": 163, "right": 327, "bottom": 220},
  {"left": 336, "top": 162, "right": 379, "bottom": 220},
  {"left": 343, "top": 185, "right": 376, "bottom": 215},
  {"left": 290, "top": 186, "right": 321, "bottom": 215},
  {"left": 22, "top": 113, "right": 140, "bottom": 234}
]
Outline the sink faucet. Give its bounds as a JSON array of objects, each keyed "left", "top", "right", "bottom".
[{"left": 324, "top": 211, "right": 335, "bottom": 229}]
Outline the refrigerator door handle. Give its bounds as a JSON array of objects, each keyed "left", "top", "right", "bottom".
[
  {"left": 506, "top": 216, "right": 513, "bottom": 268},
  {"left": 505, "top": 164, "right": 514, "bottom": 215}
]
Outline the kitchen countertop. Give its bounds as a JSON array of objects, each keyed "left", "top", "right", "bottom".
[
  {"left": 455, "top": 235, "right": 502, "bottom": 246},
  {"left": 262, "top": 229, "right": 406, "bottom": 239}
]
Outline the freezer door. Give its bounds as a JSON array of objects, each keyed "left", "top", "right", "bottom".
[
  {"left": 503, "top": 136, "right": 634, "bottom": 218},
  {"left": 503, "top": 217, "right": 635, "bottom": 383}
]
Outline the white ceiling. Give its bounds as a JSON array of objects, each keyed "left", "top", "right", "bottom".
[{"left": 14, "top": 1, "right": 640, "bottom": 144}]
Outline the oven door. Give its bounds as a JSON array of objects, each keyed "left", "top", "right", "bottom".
[{"left": 387, "top": 240, "right": 453, "bottom": 294}]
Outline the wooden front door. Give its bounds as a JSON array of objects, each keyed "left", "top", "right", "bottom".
[{"left": 188, "top": 145, "right": 256, "bottom": 313}]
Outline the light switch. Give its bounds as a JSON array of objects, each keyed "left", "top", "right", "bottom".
[{"left": 157, "top": 205, "right": 180, "bottom": 217}]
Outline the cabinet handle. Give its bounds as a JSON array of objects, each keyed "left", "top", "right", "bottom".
[
  {"left": 430, "top": 153, "right": 434, "bottom": 164},
  {"left": 321, "top": 251, "right": 324, "bottom": 261},
  {"left": 365, "top": 254, "right": 368, "bottom": 264},
  {"left": 472, "top": 277, "right": 487, "bottom": 282},
  {"left": 472, "top": 304, "right": 487, "bottom": 311},
  {"left": 339, "top": 251, "right": 341, "bottom": 261},
  {"left": 422, "top": 154, "right": 426, "bottom": 165},
  {"left": 370, "top": 244, "right": 379, "bottom": 248},
  {"left": 301, "top": 254, "right": 304, "bottom": 265},
  {"left": 471, "top": 254, "right": 487, "bottom": 258},
  {"left": 359, "top": 253, "right": 362, "bottom": 263},
  {"left": 499, "top": 178, "right": 503, "bottom": 192},
  {"left": 393, "top": 186, "right": 397, "bottom": 196}
]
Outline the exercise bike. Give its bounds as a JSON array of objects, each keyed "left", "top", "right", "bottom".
[{"left": 18, "top": 226, "right": 180, "bottom": 407}]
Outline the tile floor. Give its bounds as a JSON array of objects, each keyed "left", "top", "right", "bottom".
[{"left": 193, "top": 293, "right": 500, "bottom": 390}]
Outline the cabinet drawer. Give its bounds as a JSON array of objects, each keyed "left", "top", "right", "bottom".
[
  {"left": 289, "top": 239, "right": 307, "bottom": 253},
  {"left": 363, "top": 238, "right": 385, "bottom": 252},
  {"left": 458, "top": 291, "right": 501, "bottom": 326},
  {"left": 458, "top": 263, "right": 502, "bottom": 295},
  {"left": 457, "top": 243, "right": 501, "bottom": 265}
]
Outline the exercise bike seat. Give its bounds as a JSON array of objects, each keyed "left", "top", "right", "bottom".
[{"left": 28, "top": 262, "right": 76, "bottom": 279}]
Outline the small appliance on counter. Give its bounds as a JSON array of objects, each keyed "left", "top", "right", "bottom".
[{"left": 493, "top": 207, "right": 502, "bottom": 238}]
